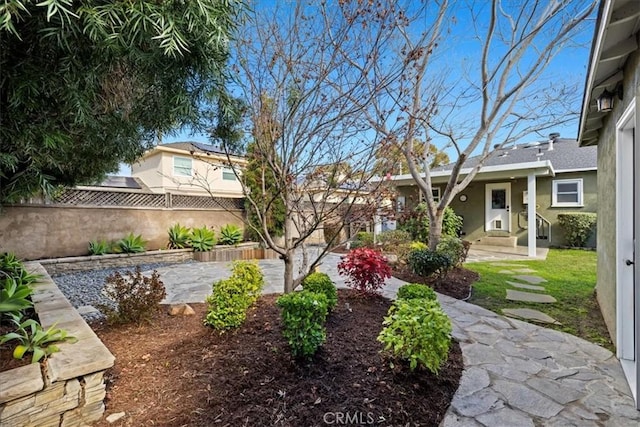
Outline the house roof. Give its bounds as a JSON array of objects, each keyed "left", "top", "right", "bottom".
[
  {"left": 77, "top": 176, "right": 151, "bottom": 192},
  {"left": 433, "top": 137, "right": 597, "bottom": 173},
  {"left": 158, "top": 141, "right": 229, "bottom": 156},
  {"left": 578, "top": 0, "right": 640, "bottom": 146},
  {"left": 143, "top": 141, "right": 247, "bottom": 164}
]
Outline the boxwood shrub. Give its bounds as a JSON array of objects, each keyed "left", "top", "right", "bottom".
[
  {"left": 302, "top": 272, "right": 337, "bottom": 310},
  {"left": 277, "top": 291, "right": 329, "bottom": 359}
]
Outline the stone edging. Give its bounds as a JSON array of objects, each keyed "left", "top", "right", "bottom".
[{"left": 0, "top": 262, "right": 115, "bottom": 426}]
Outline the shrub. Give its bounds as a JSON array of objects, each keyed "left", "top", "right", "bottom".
[
  {"left": 98, "top": 267, "right": 166, "bottom": 324},
  {"left": 277, "top": 291, "right": 329, "bottom": 358},
  {"left": 168, "top": 223, "right": 191, "bottom": 249},
  {"left": 218, "top": 224, "right": 243, "bottom": 245},
  {"left": 116, "top": 233, "right": 146, "bottom": 253},
  {"left": 436, "top": 236, "right": 466, "bottom": 267},
  {"left": 88, "top": 239, "right": 110, "bottom": 255},
  {"left": 398, "top": 204, "right": 463, "bottom": 243},
  {"left": 190, "top": 226, "right": 216, "bottom": 251},
  {"left": 354, "top": 231, "right": 374, "bottom": 247},
  {"left": 302, "top": 272, "right": 337, "bottom": 310},
  {"left": 204, "top": 261, "right": 264, "bottom": 330},
  {"left": 407, "top": 249, "right": 452, "bottom": 278},
  {"left": 337, "top": 247, "right": 391, "bottom": 296},
  {"left": 557, "top": 213, "right": 597, "bottom": 247},
  {"left": 397, "top": 283, "right": 437, "bottom": 302},
  {"left": 378, "top": 229, "right": 411, "bottom": 252},
  {"left": 377, "top": 297, "right": 452, "bottom": 373},
  {"left": 323, "top": 222, "right": 344, "bottom": 245}
]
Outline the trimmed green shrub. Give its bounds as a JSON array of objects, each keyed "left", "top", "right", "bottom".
[
  {"left": 436, "top": 236, "right": 466, "bottom": 267},
  {"left": 277, "top": 291, "right": 329, "bottom": 358},
  {"left": 557, "top": 213, "right": 597, "bottom": 247},
  {"left": 397, "top": 283, "right": 437, "bottom": 302},
  {"left": 115, "top": 233, "right": 146, "bottom": 253},
  {"left": 218, "top": 224, "right": 243, "bottom": 245},
  {"left": 168, "top": 223, "right": 191, "bottom": 249},
  {"left": 407, "top": 249, "right": 452, "bottom": 278},
  {"left": 88, "top": 239, "right": 110, "bottom": 255},
  {"left": 377, "top": 297, "right": 452, "bottom": 373},
  {"left": 378, "top": 229, "right": 411, "bottom": 250},
  {"left": 190, "top": 226, "right": 216, "bottom": 251},
  {"left": 398, "top": 203, "right": 463, "bottom": 243},
  {"left": 204, "top": 261, "right": 264, "bottom": 330},
  {"left": 302, "top": 272, "right": 337, "bottom": 310},
  {"left": 352, "top": 231, "right": 374, "bottom": 248},
  {"left": 98, "top": 267, "right": 166, "bottom": 324}
]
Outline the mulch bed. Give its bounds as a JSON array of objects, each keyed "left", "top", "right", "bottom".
[
  {"left": 93, "top": 289, "right": 463, "bottom": 426},
  {"left": 391, "top": 265, "right": 479, "bottom": 300}
]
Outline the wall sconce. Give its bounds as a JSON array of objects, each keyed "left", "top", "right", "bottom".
[{"left": 596, "top": 84, "right": 623, "bottom": 113}]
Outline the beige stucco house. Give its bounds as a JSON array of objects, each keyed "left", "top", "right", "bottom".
[
  {"left": 131, "top": 142, "right": 246, "bottom": 198},
  {"left": 577, "top": 0, "right": 640, "bottom": 408},
  {"left": 387, "top": 135, "right": 597, "bottom": 251}
]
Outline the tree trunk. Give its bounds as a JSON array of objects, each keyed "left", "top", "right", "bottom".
[
  {"left": 283, "top": 249, "right": 295, "bottom": 293},
  {"left": 428, "top": 209, "right": 444, "bottom": 250}
]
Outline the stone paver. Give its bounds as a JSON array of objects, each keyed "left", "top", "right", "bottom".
[
  {"left": 502, "top": 308, "right": 560, "bottom": 325},
  {"left": 148, "top": 247, "right": 639, "bottom": 426},
  {"left": 506, "top": 289, "right": 557, "bottom": 303},
  {"left": 512, "top": 275, "right": 548, "bottom": 285},
  {"left": 505, "top": 280, "right": 546, "bottom": 291}
]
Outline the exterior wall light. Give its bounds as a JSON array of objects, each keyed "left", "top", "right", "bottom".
[{"left": 596, "top": 85, "right": 623, "bottom": 113}]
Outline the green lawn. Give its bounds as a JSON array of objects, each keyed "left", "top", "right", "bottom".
[{"left": 465, "top": 249, "right": 613, "bottom": 351}]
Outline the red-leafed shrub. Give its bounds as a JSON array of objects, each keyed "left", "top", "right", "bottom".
[{"left": 337, "top": 247, "right": 391, "bottom": 296}]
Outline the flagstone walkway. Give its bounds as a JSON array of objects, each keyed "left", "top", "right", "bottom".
[{"left": 142, "top": 248, "right": 639, "bottom": 425}]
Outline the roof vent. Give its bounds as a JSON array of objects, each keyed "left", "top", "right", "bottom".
[{"left": 547, "top": 132, "right": 559, "bottom": 151}]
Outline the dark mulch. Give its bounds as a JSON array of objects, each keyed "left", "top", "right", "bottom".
[
  {"left": 391, "top": 265, "right": 479, "bottom": 300},
  {"left": 93, "top": 289, "right": 463, "bottom": 427}
]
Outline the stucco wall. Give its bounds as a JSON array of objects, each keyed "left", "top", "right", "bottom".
[
  {"left": 395, "top": 170, "right": 597, "bottom": 247},
  {"left": 0, "top": 205, "right": 244, "bottom": 260},
  {"left": 594, "top": 47, "right": 640, "bottom": 341}
]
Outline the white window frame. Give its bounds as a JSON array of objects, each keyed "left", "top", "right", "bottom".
[
  {"left": 552, "top": 178, "right": 583, "bottom": 207},
  {"left": 222, "top": 166, "right": 237, "bottom": 181},
  {"left": 173, "top": 156, "right": 192, "bottom": 177},
  {"left": 420, "top": 187, "right": 440, "bottom": 203}
]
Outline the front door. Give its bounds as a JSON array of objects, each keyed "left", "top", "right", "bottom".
[
  {"left": 485, "top": 183, "right": 511, "bottom": 232},
  {"left": 617, "top": 97, "right": 639, "bottom": 408}
]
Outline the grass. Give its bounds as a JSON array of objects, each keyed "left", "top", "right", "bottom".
[{"left": 465, "top": 249, "right": 614, "bottom": 351}]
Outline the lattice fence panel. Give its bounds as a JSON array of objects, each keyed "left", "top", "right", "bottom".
[
  {"left": 53, "top": 189, "right": 166, "bottom": 207},
  {"left": 171, "top": 195, "right": 243, "bottom": 210}
]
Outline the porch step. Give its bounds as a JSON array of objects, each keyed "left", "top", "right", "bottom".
[{"left": 477, "top": 236, "right": 517, "bottom": 248}]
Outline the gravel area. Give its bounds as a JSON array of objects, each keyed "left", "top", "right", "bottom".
[{"left": 51, "top": 261, "right": 193, "bottom": 321}]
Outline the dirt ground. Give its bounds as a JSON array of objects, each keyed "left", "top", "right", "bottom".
[
  {"left": 391, "top": 265, "right": 478, "bottom": 300},
  {"left": 92, "top": 289, "right": 464, "bottom": 427}
]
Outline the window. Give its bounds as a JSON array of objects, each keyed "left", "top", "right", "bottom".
[
  {"left": 222, "top": 166, "right": 236, "bottom": 181},
  {"left": 421, "top": 187, "right": 440, "bottom": 203},
  {"left": 552, "top": 179, "right": 583, "bottom": 207},
  {"left": 396, "top": 196, "right": 406, "bottom": 213},
  {"left": 173, "top": 156, "right": 192, "bottom": 177}
]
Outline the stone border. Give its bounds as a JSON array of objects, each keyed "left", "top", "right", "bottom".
[
  {"left": 193, "top": 242, "right": 278, "bottom": 262},
  {"left": 0, "top": 263, "right": 115, "bottom": 426}
]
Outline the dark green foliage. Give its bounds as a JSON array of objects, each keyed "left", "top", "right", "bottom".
[
  {"left": 377, "top": 297, "right": 452, "bottom": 373},
  {"left": 378, "top": 229, "right": 411, "bottom": 250},
  {"left": 98, "top": 268, "right": 166, "bottom": 325},
  {"left": 407, "top": 249, "right": 452, "bottom": 278},
  {"left": 116, "top": 233, "right": 146, "bottom": 254},
  {"left": 397, "top": 283, "right": 437, "bottom": 302},
  {"left": 302, "top": 272, "right": 337, "bottom": 310},
  {"left": 277, "top": 291, "right": 329, "bottom": 358},
  {"left": 190, "top": 227, "right": 216, "bottom": 252},
  {"left": 168, "top": 224, "right": 191, "bottom": 249},
  {"left": 398, "top": 203, "right": 463, "bottom": 243},
  {"left": 436, "top": 236, "right": 466, "bottom": 267},
  {"left": 89, "top": 239, "right": 111, "bottom": 255},
  {"left": 243, "top": 142, "right": 286, "bottom": 242},
  {"left": 0, "top": 1, "right": 246, "bottom": 203},
  {"left": 204, "top": 261, "right": 264, "bottom": 330},
  {"left": 0, "top": 278, "right": 33, "bottom": 315},
  {"left": 557, "top": 213, "right": 597, "bottom": 247},
  {"left": 218, "top": 224, "right": 243, "bottom": 245}
]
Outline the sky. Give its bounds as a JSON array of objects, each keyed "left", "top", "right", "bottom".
[{"left": 120, "top": 0, "right": 598, "bottom": 175}]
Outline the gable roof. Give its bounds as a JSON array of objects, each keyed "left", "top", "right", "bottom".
[
  {"left": 159, "top": 141, "right": 228, "bottom": 156},
  {"left": 578, "top": 0, "right": 640, "bottom": 146},
  {"left": 434, "top": 137, "right": 597, "bottom": 173}
]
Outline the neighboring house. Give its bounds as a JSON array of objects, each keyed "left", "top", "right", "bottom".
[
  {"left": 131, "top": 142, "right": 246, "bottom": 198},
  {"left": 577, "top": 0, "right": 640, "bottom": 408},
  {"left": 387, "top": 134, "right": 597, "bottom": 251}
]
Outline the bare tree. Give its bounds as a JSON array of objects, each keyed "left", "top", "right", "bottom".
[
  {"left": 344, "top": 0, "right": 597, "bottom": 249},
  {"left": 213, "top": 1, "right": 406, "bottom": 292}
]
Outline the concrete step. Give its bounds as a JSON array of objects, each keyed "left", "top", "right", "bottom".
[{"left": 477, "top": 236, "right": 517, "bottom": 248}]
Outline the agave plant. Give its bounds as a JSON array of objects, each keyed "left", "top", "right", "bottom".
[
  {"left": 0, "top": 278, "right": 33, "bottom": 314},
  {"left": 218, "top": 224, "right": 243, "bottom": 245},
  {"left": 0, "top": 313, "right": 77, "bottom": 363},
  {"left": 116, "top": 233, "right": 146, "bottom": 253},
  {"left": 168, "top": 223, "right": 191, "bottom": 249},
  {"left": 88, "top": 239, "right": 110, "bottom": 255},
  {"left": 190, "top": 226, "right": 216, "bottom": 251}
]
